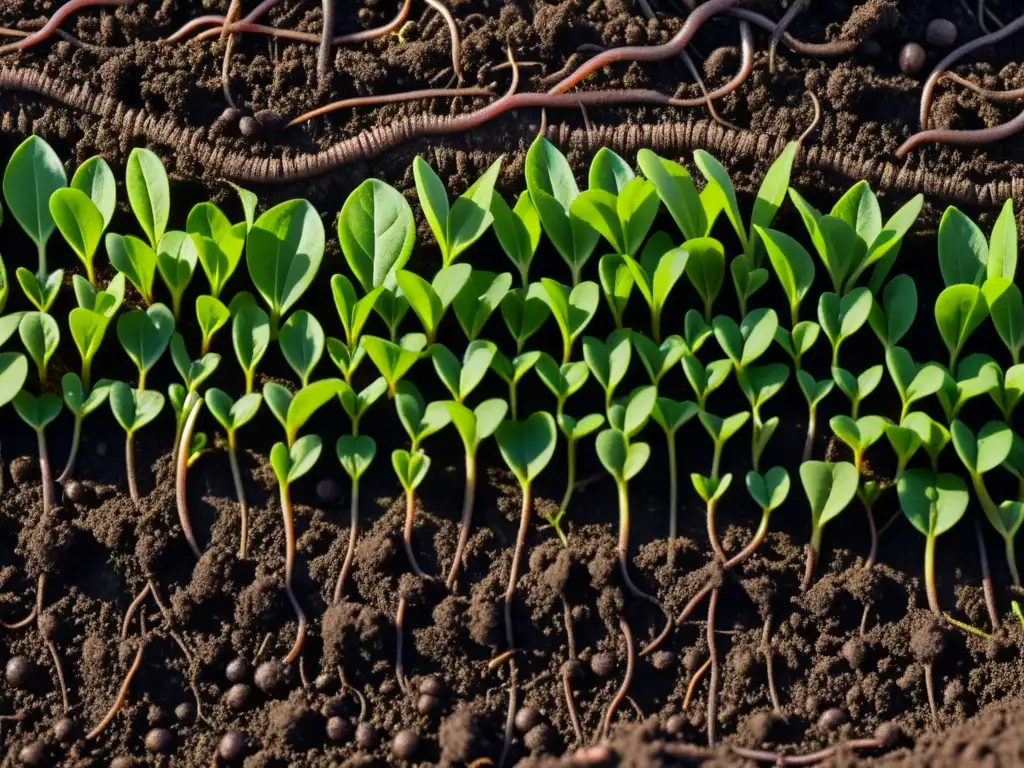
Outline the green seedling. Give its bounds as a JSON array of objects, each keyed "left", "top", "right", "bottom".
[
  {"left": 247, "top": 199, "right": 325, "bottom": 337},
  {"left": 681, "top": 353, "right": 732, "bottom": 410},
  {"left": 338, "top": 377, "right": 387, "bottom": 436},
  {"left": 818, "top": 287, "right": 872, "bottom": 367},
  {"left": 832, "top": 364, "right": 883, "bottom": 419},
  {"left": 698, "top": 410, "right": 750, "bottom": 481},
  {"left": 327, "top": 274, "right": 382, "bottom": 380},
  {"left": 326, "top": 338, "right": 365, "bottom": 383},
  {"left": 0, "top": 253, "right": 6, "bottom": 314},
  {"left": 269, "top": 434, "right": 322, "bottom": 664},
  {"left": 583, "top": 330, "right": 632, "bottom": 412},
  {"left": 757, "top": 225, "right": 815, "bottom": 327},
  {"left": 126, "top": 147, "right": 169, "bottom": 249},
  {"left": 232, "top": 300, "right": 270, "bottom": 393},
  {"left": 500, "top": 283, "right": 550, "bottom": 354},
  {"left": 395, "top": 381, "right": 452, "bottom": 451},
  {"left": 18, "top": 311, "right": 59, "bottom": 384},
  {"left": 431, "top": 340, "right": 496, "bottom": 403},
  {"left": 206, "top": 388, "right": 262, "bottom": 558},
  {"left": 491, "top": 190, "right": 541, "bottom": 286},
  {"left": 620, "top": 232, "right": 689, "bottom": 341},
  {"left": 155, "top": 231, "right": 198, "bottom": 319},
  {"left": 414, "top": 156, "right": 501, "bottom": 266},
  {"left": 106, "top": 233, "right": 157, "bottom": 305},
  {"left": 713, "top": 308, "right": 778, "bottom": 372},
  {"left": 186, "top": 201, "right": 246, "bottom": 298},
  {"left": 396, "top": 264, "right": 472, "bottom": 344},
  {"left": 745, "top": 466, "right": 790, "bottom": 557},
  {"left": 0, "top": 352, "right": 28, "bottom": 494},
  {"left": 884, "top": 422, "right": 924, "bottom": 478},
  {"left": 983, "top": 276, "right": 1024, "bottom": 364},
  {"left": 70, "top": 155, "right": 116, "bottom": 230},
  {"left": 950, "top": 419, "right": 1022, "bottom": 585},
  {"left": 536, "top": 353, "right": 589, "bottom": 417},
  {"left": 937, "top": 202, "right": 1016, "bottom": 289},
  {"left": 936, "top": 355, "right": 1001, "bottom": 422},
  {"left": 682, "top": 310, "right": 714, "bottom": 354},
  {"left": 868, "top": 274, "right": 917, "bottom": 349},
  {"left": 0, "top": 309, "right": 22, "bottom": 351},
  {"left": 12, "top": 391, "right": 61, "bottom": 514},
  {"left": 539, "top": 278, "right": 600, "bottom": 364},
  {"left": 279, "top": 310, "right": 324, "bottom": 387},
  {"left": 935, "top": 282, "right": 990, "bottom": 373},
  {"left": 631, "top": 333, "right": 685, "bottom": 385},
  {"left": 490, "top": 350, "right": 541, "bottom": 420},
  {"left": 598, "top": 253, "right": 633, "bottom": 328},
  {"left": 684, "top": 237, "right": 726, "bottom": 322},
  {"left": 392, "top": 448, "right": 432, "bottom": 576},
  {"left": 169, "top": 333, "right": 220, "bottom": 453},
  {"left": 264, "top": 378, "right": 344, "bottom": 447},
  {"left": 902, "top": 412, "right": 951, "bottom": 472},
  {"left": 16, "top": 267, "right": 62, "bottom": 312},
  {"left": 57, "top": 373, "right": 112, "bottom": 483},
  {"left": 898, "top": 469, "right": 969, "bottom": 616},
  {"left": 774, "top": 321, "right": 820, "bottom": 370},
  {"left": 174, "top": 393, "right": 206, "bottom": 559},
  {"left": 690, "top": 470, "right": 733, "bottom": 563},
  {"left": 636, "top": 150, "right": 709, "bottom": 243},
  {"left": 4, "top": 135, "right": 66, "bottom": 278},
  {"left": 985, "top": 361, "right": 1024, "bottom": 421},
  {"left": 362, "top": 333, "right": 427, "bottom": 397},
  {"left": 49, "top": 187, "right": 105, "bottom": 285},
  {"left": 607, "top": 385, "right": 656, "bottom": 439},
  {"left": 547, "top": 410, "right": 604, "bottom": 545},
  {"left": 73, "top": 271, "right": 124, "bottom": 316},
  {"left": 737, "top": 363, "right": 789, "bottom": 472},
  {"left": 453, "top": 270, "right": 512, "bottom": 341},
  {"left": 525, "top": 137, "right": 599, "bottom": 284},
  {"left": 729, "top": 254, "right": 770, "bottom": 319},
  {"left": 196, "top": 295, "right": 230, "bottom": 355},
  {"left": 797, "top": 369, "right": 833, "bottom": 462},
  {"left": 830, "top": 414, "right": 888, "bottom": 473},
  {"left": 885, "top": 347, "right": 945, "bottom": 423},
  {"left": 109, "top": 381, "right": 165, "bottom": 505},
  {"left": 117, "top": 304, "right": 175, "bottom": 389},
  {"left": 443, "top": 398, "right": 508, "bottom": 586},
  {"left": 570, "top": 177, "right": 660, "bottom": 258},
  {"left": 589, "top": 147, "right": 635, "bottom": 195},
  {"left": 332, "top": 434, "right": 377, "bottom": 602},
  {"left": 652, "top": 396, "right": 698, "bottom": 565},
  {"left": 800, "top": 460, "right": 859, "bottom": 589},
  {"left": 231, "top": 183, "right": 258, "bottom": 229}
]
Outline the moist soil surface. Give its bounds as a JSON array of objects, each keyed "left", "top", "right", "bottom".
[{"left": 1, "top": 0, "right": 1024, "bottom": 766}]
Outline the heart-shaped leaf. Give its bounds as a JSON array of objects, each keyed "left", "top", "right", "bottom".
[
  {"left": 206, "top": 388, "right": 262, "bottom": 433},
  {"left": 16, "top": 267, "right": 62, "bottom": 312},
  {"left": 652, "top": 397, "right": 698, "bottom": 434},
  {"left": 18, "top": 311, "right": 59, "bottom": 382},
  {"left": 336, "top": 434, "right": 376, "bottom": 480},
  {"left": 453, "top": 270, "right": 512, "bottom": 341},
  {"left": 797, "top": 369, "right": 833, "bottom": 408},
  {"left": 898, "top": 469, "right": 969, "bottom": 537},
  {"left": 607, "top": 385, "right": 656, "bottom": 437},
  {"left": 632, "top": 333, "right": 685, "bottom": 384},
  {"left": 445, "top": 398, "right": 509, "bottom": 452},
  {"left": 12, "top": 390, "right": 62, "bottom": 431},
  {"left": 540, "top": 279, "right": 600, "bottom": 363},
  {"left": 186, "top": 201, "right": 246, "bottom": 297},
  {"left": 951, "top": 419, "right": 1013, "bottom": 476},
  {"left": 270, "top": 434, "right": 322, "bottom": 485},
  {"left": 596, "top": 428, "right": 650, "bottom": 483},
  {"left": 935, "top": 283, "right": 989, "bottom": 372},
  {"left": 800, "top": 460, "right": 859, "bottom": 528},
  {"left": 494, "top": 411, "right": 557, "bottom": 487},
  {"left": 938, "top": 206, "right": 986, "bottom": 287},
  {"left": 278, "top": 310, "right": 324, "bottom": 387},
  {"left": 285, "top": 379, "right": 344, "bottom": 444},
  {"left": 746, "top": 466, "right": 790, "bottom": 511},
  {"left": 691, "top": 472, "right": 733, "bottom": 504},
  {"left": 232, "top": 302, "right": 270, "bottom": 393},
  {"left": 868, "top": 274, "right": 918, "bottom": 349},
  {"left": 583, "top": 330, "right": 632, "bottom": 404},
  {"left": 109, "top": 381, "right": 166, "bottom": 433},
  {"left": 757, "top": 224, "right": 815, "bottom": 324},
  {"left": 107, "top": 233, "right": 157, "bottom": 305},
  {"left": 500, "top": 283, "right": 550, "bottom": 353},
  {"left": 126, "top": 147, "right": 169, "bottom": 248},
  {"left": 491, "top": 191, "right": 541, "bottom": 285},
  {"left": 983, "top": 276, "right": 1024, "bottom": 363},
  {"left": 117, "top": 304, "right": 175, "bottom": 386},
  {"left": 818, "top": 287, "right": 873, "bottom": 365}
]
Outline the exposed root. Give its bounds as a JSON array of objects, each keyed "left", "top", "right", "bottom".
[
  {"left": 395, "top": 595, "right": 407, "bottom": 693},
  {"left": 600, "top": 616, "right": 635, "bottom": 740},
  {"left": 121, "top": 582, "right": 152, "bottom": 641},
  {"left": 1, "top": 573, "right": 44, "bottom": 630},
  {"left": 683, "top": 655, "right": 711, "bottom": 710},
  {"left": 706, "top": 588, "right": 720, "bottom": 747},
  {"left": 488, "top": 649, "right": 516, "bottom": 670},
  {"left": 85, "top": 621, "right": 147, "bottom": 741},
  {"left": 769, "top": 0, "right": 811, "bottom": 72},
  {"left": 975, "top": 517, "right": 1001, "bottom": 631},
  {"left": 423, "top": 0, "right": 463, "bottom": 82},
  {"left": 762, "top": 616, "right": 781, "bottom": 712},
  {"left": 924, "top": 662, "right": 939, "bottom": 727}
]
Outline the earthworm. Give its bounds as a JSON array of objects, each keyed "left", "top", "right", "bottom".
[
  {"left": 545, "top": 0, "right": 742, "bottom": 94},
  {"left": 424, "top": 0, "right": 462, "bottom": 82},
  {"left": 487, "top": 649, "right": 516, "bottom": 670},
  {"left": 176, "top": 399, "right": 204, "bottom": 561},
  {"left": 287, "top": 86, "right": 492, "bottom": 128},
  {"left": 728, "top": 738, "right": 886, "bottom": 766},
  {"left": 705, "top": 588, "right": 720, "bottom": 747},
  {"left": 0, "top": 0, "right": 129, "bottom": 54},
  {"left": 897, "top": 103, "right": 1024, "bottom": 156},
  {"left": 318, "top": 0, "right": 335, "bottom": 76},
  {"left": 943, "top": 72, "right": 1024, "bottom": 102},
  {"left": 974, "top": 517, "right": 1000, "bottom": 631},
  {"left": 769, "top": 0, "right": 811, "bottom": 71},
  {"left": 85, "top": 625, "right": 147, "bottom": 740},
  {"left": 45, "top": 632, "right": 69, "bottom": 713},
  {"left": 729, "top": 8, "right": 861, "bottom": 57},
  {"left": 797, "top": 90, "right": 820, "bottom": 144},
  {"left": 220, "top": 0, "right": 242, "bottom": 110},
  {"left": 682, "top": 655, "right": 711, "bottom": 709},
  {"left": 678, "top": 18, "right": 753, "bottom": 110},
  {"left": 403, "top": 488, "right": 427, "bottom": 578},
  {"left": 538, "top": 54, "right": 582, "bottom": 87},
  {"left": 166, "top": 0, "right": 280, "bottom": 41},
  {"left": 599, "top": 617, "right": 635, "bottom": 739},
  {"left": 919, "top": 12, "right": 1024, "bottom": 130},
  {"left": 761, "top": 616, "right": 781, "bottom": 712},
  {"left": 0, "top": 573, "right": 43, "bottom": 629},
  {"left": 120, "top": 582, "right": 151, "bottom": 640},
  {"left": 332, "top": 475, "right": 360, "bottom": 603}
]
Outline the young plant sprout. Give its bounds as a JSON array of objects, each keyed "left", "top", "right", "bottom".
[
  {"left": 0, "top": 352, "right": 28, "bottom": 494},
  {"left": 950, "top": 419, "right": 1023, "bottom": 585},
  {"left": 269, "top": 434, "right": 322, "bottom": 663},
  {"left": 683, "top": 238, "right": 727, "bottom": 322},
  {"left": 697, "top": 410, "right": 750, "bottom": 484},
  {"left": 337, "top": 377, "right": 386, "bottom": 436},
  {"left": 583, "top": 330, "right": 632, "bottom": 413},
  {"left": 713, "top": 308, "right": 778, "bottom": 372},
  {"left": 937, "top": 203, "right": 1013, "bottom": 291},
  {"left": 500, "top": 283, "right": 550, "bottom": 354},
  {"left": 396, "top": 265, "right": 472, "bottom": 344},
  {"left": 797, "top": 370, "right": 833, "bottom": 461},
  {"left": 757, "top": 225, "right": 815, "bottom": 327},
  {"left": 903, "top": 412, "right": 951, "bottom": 472},
  {"left": 490, "top": 350, "right": 541, "bottom": 420},
  {"left": 774, "top": 320, "right": 820, "bottom": 370},
  {"left": 830, "top": 415, "right": 888, "bottom": 474},
  {"left": 205, "top": 388, "right": 262, "bottom": 558},
  {"left": 169, "top": 333, "right": 220, "bottom": 452},
  {"left": 117, "top": 304, "right": 175, "bottom": 389},
  {"left": 632, "top": 332, "right": 685, "bottom": 385},
  {"left": 72, "top": 272, "right": 125, "bottom": 316},
  {"left": 444, "top": 399, "right": 508, "bottom": 587},
  {"left": 652, "top": 397, "right": 698, "bottom": 566},
  {"left": 18, "top": 312, "right": 59, "bottom": 384},
  {"left": 682, "top": 354, "right": 733, "bottom": 410},
  {"left": 885, "top": 347, "right": 946, "bottom": 423},
  {"left": 985, "top": 275, "right": 1024, "bottom": 365},
  {"left": 58, "top": 373, "right": 112, "bottom": 484},
  {"left": 885, "top": 422, "right": 924, "bottom": 479},
  {"left": 832, "top": 364, "right": 882, "bottom": 419},
  {"left": 491, "top": 190, "right": 541, "bottom": 287},
  {"left": 175, "top": 394, "right": 205, "bottom": 559},
  {"left": 453, "top": 270, "right": 512, "bottom": 341},
  {"left": 431, "top": 340, "right": 497, "bottom": 403},
  {"left": 279, "top": 310, "right": 324, "bottom": 386},
  {"left": 571, "top": 176, "right": 659, "bottom": 260},
  {"left": 264, "top": 378, "right": 344, "bottom": 447},
  {"left": 109, "top": 382, "right": 166, "bottom": 506},
  {"left": 333, "top": 435, "right": 376, "bottom": 602},
  {"left": 868, "top": 274, "right": 918, "bottom": 350},
  {"left": 106, "top": 233, "right": 157, "bottom": 305},
  {"left": 745, "top": 467, "right": 791, "bottom": 556},
  {"left": 328, "top": 274, "right": 382, "bottom": 382},
  {"left": 737, "top": 363, "right": 789, "bottom": 472},
  {"left": 186, "top": 202, "right": 246, "bottom": 299},
  {"left": 49, "top": 187, "right": 106, "bottom": 286},
  {"left": 395, "top": 382, "right": 452, "bottom": 454},
  {"left": 935, "top": 282, "right": 990, "bottom": 374},
  {"left": 818, "top": 287, "right": 872, "bottom": 367},
  {"left": 125, "top": 147, "right": 170, "bottom": 250},
  {"left": 936, "top": 355, "right": 1001, "bottom": 422},
  {"left": 362, "top": 334, "right": 427, "bottom": 397},
  {"left": 800, "top": 460, "right": 859, "bottom": 589},
  {"left": 196, "top": 295, "right": 230, "bottom": 355},
  {"left": 155, "top": 231, "right": 199, "bottom": 320},
  {"left": 539, "top": 278, "right": 600, "bottom": 364},
  {"left": 3, "top": 135, "right": 66, "bottom": 279},
  {"left": 413, "top": 156, "right": 502, "bottom": 267},
  {"left": 620, "top": 232, "right": 689, "bottom": 341},
  {"left": 12, "top": 392, "right": 62, "bottom": 513},
  {"left": 232, "top": 299, "right": 270, "bottom": 393},
  {"left": 597, "top": 253, "right": 633, "bottom": 329},
  {"left": 15, "top": 266, "right": 63, "bottom": 313}
]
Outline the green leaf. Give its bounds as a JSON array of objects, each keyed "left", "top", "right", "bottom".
[
  {"left": 491, "top": 191, "right": 541, "bottom": 285},
  {"left": 651, "top": 396, "right": 698, "bottom": 434},
  {"left": 246, "top": 199, "right": 325, "bottom": 333},
  {"left": 694, "top": 150, "right": 748, "bottom": 251},
  {"left": 898, "top": 469, "right": 969, "bottom": 537},
  {"left": 362, "top": 334, "right": 426, "bottom": 395},
  {"left": 285, "top": 379, "right": 343, "bottom": 444},
  {"left": 430, "top": 339, "right": 496, "bottom": 402},
  {"left": 125, "top": 148, "right": 169, "bottom": 248},
  {"left": 196, "top": 295, "right": 230, "bottom": 354},
  {"left": 589, "top": 147, "right": 634, "bottom": 194},
  {"left": 233, "top": 184, "right": 258, "bottom": 231},
  {"left": 155, "top": 231, "right": 198, "bottom": 317},
  {"left": 536, "top": 353, "right": 589, "bottom": 402},
  {"left": 608, "top": 385, "right": 656, "bottom": 438},
  {"left": 336, "top": 434, "right": 376, "bottom": 479},
  {"left": 326, "top": 338, "right": 366, "bottom": 381},
  {"left": 749, "top": 142, "right": 798, "bottom": 254},
  {"left": 453, "top": 270, "right": 512, "bottom": 341},
  {"left": 983, "top": 277, "right": 1024, "bottom": 362},
  {"left": 583, "top": 330, "right": 632, "bottom": 403},
  {"left": 394, "top": 381, "right": 452, "bottom": 445},
  {"left": 391, "top": 449, "right": 431, "bottom": 492},
  {"left": 868, "top": 274, "right": 917, "bottom": 348},
  {"left": 598, "top": 254, "right": 633, "bottom": 327},
  {"left": 818, "top": 287, "right": 872, "bottom": 364},
  {"left": 117, "top": 304, "right": 175, "bottom": 384},
  {"left": 106, "top": 233, "right": 157, "bottom": 304},
  {"left": 262, "top": 382, "right": 292, "bottom": 429},
  {"left": 70, "top": 156, "right": 116, "bottom": 229},
  {"left": 187, "top": 202, "right": 246, "bottom": 298},
  {"left": 18, "top": 311, "right": 59, "bottom": 382},
  {"left": 540, "top": 279, "right": 600, "bottom": 363},
  {"left": 637, "top": 148, "right": 705, "bottom": 240},
  {"left": 337, "top": 377, "right": 386, "bottom": 425},
  {"left": 525, "top": 136, "right": 579, "bottom": 211},
  {"left": 831, "top": 181, "right": 881, "bottom": 254},
  {"left": 3, "top": 135, "right": 66, "bottom": 254},
  {"left": 0, "top": 253, "right": 7, "bottom": 313},
  {"left": 853, "top": 194, "right": 923, "bottom": 290},
  {"left": 329, "top": 274, "right": 382, "bottom": 351},
  {"left": 800, "top": 460, "right": 859, "bottom": 528},
  {"left": 109, "top": 381, "right": 165, "bottom": 433},
  {"left": 0, "top": 352, "right": 27, "bottom": 407},
  {"left": 68, "top": 308, "right": 107, "bottom": 376},
  {"left": 737, "top": 363, "right": 789, "bottom": 411},
  {"left": 61, "top": 372, "right": 111, "bottom": 418},
  {"left": 797, "top": 369, "right": 833, "bottom": 407},
  {"left": 884, "top": 422, "right": 922, "bottom": 467},
  {"left": 934, "top": 283, "right": 989, "bottom": 370},
  {"left": 682, "top": 355, "right": 732, "bottom": 407},
  {"left": 746, "top": 466, "right": 790, "bottom": 511},
  {"left": 684, "top": 237, "right": 725, "bottom": 317},
  {"left": 698, "top": 409, "right": 750, "bottom": 445},
  {"left": 205, "top": 388, "right": 262, "bottom": 432},
  {"left": 938, "top": 206, "right": 987, "bottom": 287},
  {"left": 757, "top": 225, "right": 814, "bottom": 323},
  {"left": 713, "top": 308, "right": 778, "bottom": 370},
  {"left": 271, "top": 434, "right": 323, "bottom": 484},
  {"left": 775, "top": 321, "right": 820, "bottom": 366},
  {"left": 15, "top": 267, "right": 61, "bottom": 312},
  {"left": 397, "top": 264, "right": 471, "bottom": 342},
  {"left": 49, "top": 187, "right": 104, "bottom": 282},
  {"left": 729, "top": 255, "right": 769, "bottom": 311},
  {"left": 493, "top": 410, "right": 557, "bottom": 488},
  {"left": 444, "top": 398, "right": 508, "bottom": 452},
  {"left": 987, "top": 199, "right": 1017, "bottom": 281},
  {"left": 446, "top": 157, "right": 502, "bottom": 264},
  {"left": 691, "top": 472, "right": 732, "bottom": 504},
  {"left": 632, "top": 333, "right": 685, "bottom": 384},
  {"left": 595, "top": 428, "right": 650, "bottom": 483},
  {"left": 829, "top": 414, "right": 888, "bottom": 454},
  {"left": 279, "top": 310, "right": 324, "bottom": 387},
  {"left": 232, "top": 303, "right": 270, "bottom": 392},
  {"left": 12, "top": 390, "right": 61, "bottom": 431},
  {"left": 951, "top": 419, "right": 1013, "bottom": 475},
  {"left": 500, "top": 284, "right": 550, "bottom": 352},
  {"left": 170, "top": 333, "right": 220, "bottom": 392}
]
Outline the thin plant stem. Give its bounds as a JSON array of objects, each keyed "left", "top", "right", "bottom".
[
  {"left": 227, "top": 434, "right": 249, "bottom": 559},
  {"left": 802, "top": 406, "right": 816, "bottom": 462},
  {"left": 446, "top": 452, "right": 476, "bottom": 589},
  {"left": 802, "top": 529, "right": 822, "bottom": 591},
  {"left": 559, "top": 436, "right": 577, "bottom": 514},
  {"left": 508, "top": 380, "right": 518, "bottom": 420},
  {"left": 864, "top": 502, "right": 878, "bottom": 568},
  {"left": 706, "top": 497, "right": 726, "bottom": 562},
  {"left": 973, "top": 517, "right": 1000, "bottom": 630},
  {"left": 395, "top": 595, "right": 407, "bottom": 692},
  {"left": 176, "top": 400, "right": 204, "bottom": 560},
  {"left": 925, "top": 533, "right": 941, "bottom": 616},
  {"left": 706, "top": 588, "right": 720, "bottom": 747},
  {"left": 600, "top": 616, "right": 634, "bottom": 738},
  {"left": 334, "top": 478, "right": 360, "bottom": 603},
  {"left": 403, "top": 488, "right": 426, "bottom": 578},
  {"left": 317, "top": 0, "right": 335, "bottom": 77},
  {"left": 37, "top": 241, "right": 46, "bottom": 279},
  {"left": 57, "top": 413, "right": 83, "bottom": 483},
  {"left": 762, "top": 616, "right": 782, "bottom": 712},
  {"left": 666, "top": 431, "right": 678, "bottom": 568},
  {"left": 125, "top": 432, "right": 139, "bottom": 506},
  {"left": 924, "top": 662, "right": 938, "bottom": 726},
  {"left": 85, "top": 633, "right": 146, "bottom": 740},
  {"left": 1006, "top": 536, "right": 1021, "bottom": 589},
  {"left": 279, "top": 483, "right": 307, "bottom": 664},
  {"left": 500, "top": 484, "right": 532, "bottom": 768},
  {"left": 37, "top": 429, "right": 53, "bottom": 514}
]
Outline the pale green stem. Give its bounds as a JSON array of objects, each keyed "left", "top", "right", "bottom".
[
  {"left": 802, "top": 406, "right": 816, "bottom": 462},
  {"left": 446, "top": 452, "right": 477, "bottom": 589},
  {"left": 707, "top": 497, "right": 726, "bottom": 563},
  {"left": 37, "top": 429, "right": 53, "bottom": 514},
  {"left": 334, "top": 477, "right": 360, "bottom": 603},
  {"left": 176, "top": 399, "right": 204, "bottom": 560},
  {"left": 37, "top": 241, "right": 47, "bottom": 280},
  {"left": 803, "top": 525, "right": 823, "bottom": 590},
  {"left": 667, "top": 431, "right": 679, "bottom": 567},
  {"left": 710, "top": 440, "right": 722, "bottom": 481},
  {"left": 925, "top": 534, "right": 940, "bottom": 616},
  {"left": 509, "top": 380, "right": 518, "bottom": 420},
  {"left": 559, "top": 435, "right": 578, "bottom": 514},
  {"left": 125, "top": 432, "right": 139, "bottom": 506},
  {"left": 651, "top": 306, "right": 662, "bottom": 344},
  {"left": 57, "top": 414, "right": 83, "bottom": 484},
  {"left": 227, "top": 432, "right": 249, "bottom": 559},
  {"left": 1006, "top": 535, "right": 1021, "bottom": 588}
]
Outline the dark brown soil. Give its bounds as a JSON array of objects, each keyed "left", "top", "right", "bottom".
[{"left": 1, "top": 0, "right": 1024, "bottom": 766}]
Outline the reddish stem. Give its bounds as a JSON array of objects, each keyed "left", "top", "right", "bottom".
[
  {"left": 424, "top": 0, "right": 463, "bottom": 81},
  {"left": 176, "top": 400, "right": 204, "bottom": 560},
  {"left": 37, "top": 430, "right": 53, "bottom": 514},
  {"left": 403, "top": 488, "right": 426, "bottom": 578},
  {"left": 333, "top": 478, "right": 359, "bottom": 603},
  {"left": 287, "top": 87, "right": 493, "bottom": 128},
  {"left": 599, "top": 616, "right": 635, "bottom": 738},
  {"left": 445, "top": 454, "right": 476, "bottom": 589}
]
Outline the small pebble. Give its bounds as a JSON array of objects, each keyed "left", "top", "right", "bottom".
[
  {"left": 17, "top": 742, "right": 46, "bottom": 766},
  {"left": 5, "top": 656, "right": 34, "bottom": 688},
  {"left": 899, "top": 42, "right": 927, "bottom": 75},
  {"left": 225, "top": 657, "right": 251, "bottom": 684},
  {"left": 817, "top": 707, "right": 846, "bottom": 730},
  {"left": 650, "top": 650, "right": 676, "bottom": 671},
  {"left": 218, "top": 731, "right": 248, "bottom": 762},
  {"left": 355, "top": 722, "right": 380, "bottom": 749},
  {"left": 925, "top": 18, "right": 957, "bottom": 48},
  {"left": 175, "top": 701, "right": 196, "bottom": 724},
  {"left": 392, "top": 729, "right": 420, "bottom": 760},
  {"left": 590, "top": 652, "right": 615, "bottom": 677},
  {"left": 144, "top": 728, "right": 175, "bottom": 754},
  {"left": 525, "top": 724, "right": 556, "bottom": 753},
  {"left": 665, "top": 714, "right": 685, "bottom": 735},
  {"left": 224, "top": 683, "right": 252, "bottom": 711},
  {"left": 63, "top": 480, "right": 85, "bottom": 504},
  {"left": 417, "top": 694, "right": 441, "bottom": 716},
  {"left": 418, "top": 675, "right": 444, "bottom": 696},
  {"left": 327, "top": 716, "right": 352, "bottom": 743},
  {"left": 379, "top": 679, "right": 398, "bottom": 696},
  {"left": 314, "top": 672, "right": 335, "bottom": 692},
  {"left": 514, "top": 706, "right": 542, "bottom": 734},
  {"left": 316, "top": 478, "right": 340, "bottom": 503},
  {"left": 254, "top": 659, "right": 286, "bottom": 694},
  {"left": 238, "top": 116, "right": 260, "bottom": 137},
  {"left": 875, "top": 721, "right": 903, "bottom": 748},
  {"left": 52, "top": 718, "right": 75, "bottom": 743},
  {"left": 323, "top": 696, "right": 348, "bottom": 718}
]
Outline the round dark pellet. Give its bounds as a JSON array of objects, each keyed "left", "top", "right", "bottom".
[
  {"left": 17, "top": 742, "right": 46, "bottom": 766},
  {"left": 418, "top": 675, "right": 444, "bottom": 696},
  {"left": 144, "top": 728, "right": 175, "bottom": 754},
  {"left": 5, "top": 656, "right": 34, "bottom": 688},
  {"left": 925, "top": 18, "right": 957, "bottom": 48},
  {"left": 218, "top": 731, "right": 247, "bottom": 762},
  {"left": 590, "top": 652, "right": 615, "bottom": 677},
  {"left": 392, "top": 729, "right": 420, "bottom": 760},
  {"left": 254, "top": 659, "right": 286, "bottom": 694},
  {"left": 514, "top": 706, "right": 541, "bottom": 734},
  {"left": 63, "top": 480, "right": 85, "bottom": 504},
  {"left": 665, "top": 714, "right": 685, "bottom": 735},
  {"left": 817, "top": 707, "right": 846, "bottom": 730},
  {"left": 899, "top": 42, "right": 927, "bottom": 75},
  {"left": 876, "top": 721, "right": 903, "bottom": 748},
  {"left": 175, "top": 701, "right": 196, "bottom": 724},
  {"left": 327, "top": 716, "right": 352, "bottom": 743},
  {"left": 355, "top": 722, "right": 380, "bottom": 749},
  {"left": 238, "top": 116, "right": 260, "bottom": 137},
  {"left": 52, "top": 718, "right": 75, "bottom": 743},
  {"left": 225, "top": 657, "right": 250, "bottom": 684},
  {"left": 316, "top": 478, "right": 340, "bottom": 503},
  {"left": 524, "top": 723, "right": 556, "bottom": 752},
  {"left": 323, "top": 696, "right": 348, "bottom": 718},
  {"left": 417, "top": 694, "right": 440, "bottom": 716},
  {"left": 224, "top": 683, "right": 252, "bottom": 710}
]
